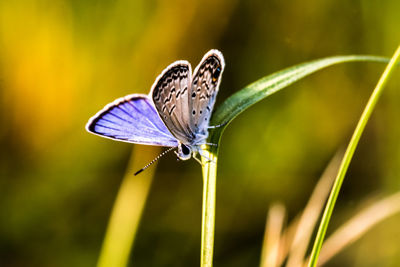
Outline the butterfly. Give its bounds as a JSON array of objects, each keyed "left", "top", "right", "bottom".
[{"left": 86, "top": 49, "right": 225, "bottom": 174}]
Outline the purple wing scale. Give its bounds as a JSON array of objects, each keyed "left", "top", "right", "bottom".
[{"left": 86, "top": 94, "right": 178, "bottom": 147}]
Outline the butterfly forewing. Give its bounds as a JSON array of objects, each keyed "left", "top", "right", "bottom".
[
  {"left": 86, "top": 95, "right": 179, "bottom": 147},
  {"left": 151, "top": 61, "right": 195, "bottom": 143},
  {"left": 189, "top": 50, "right": 225, "bottom": 135}
]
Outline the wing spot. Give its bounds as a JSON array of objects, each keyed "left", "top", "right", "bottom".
[
  {"left": 192, "top": 92, "right": 196, "bottom": 98},
  {"left": 212, "top": 66, "right": 221, "bottom": 83},
  {"left": 192, "top": 110, "right": 196, "bottom": 115}
]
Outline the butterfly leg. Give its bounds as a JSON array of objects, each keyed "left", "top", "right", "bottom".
[
  {"left": 205, "top": 142, "right": 218, "bottom": 147},
  {"left": 198, "top": 149, "right": 216, "bottom": 163},
  {"left": 192, "top": 153, "right": 203, "bottom": 165},
  {"left": 207, "top": 121, "right": 228, "bottom": 129}
]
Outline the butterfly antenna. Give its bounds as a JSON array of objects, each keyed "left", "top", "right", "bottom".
[{"left": 134, "top": 147, "right": 175, "bottom": 175}]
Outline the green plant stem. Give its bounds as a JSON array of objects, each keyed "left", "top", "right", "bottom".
[
  {"left": 200, "top": 134, "right": 220, "bottom": 267},
  {"left": 308, "top": 45, "right": 400, "bottom": 267}
]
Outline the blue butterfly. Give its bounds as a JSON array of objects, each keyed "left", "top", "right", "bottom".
[{"left": 86, "top": 50, "right": 225, "bottom": 174}]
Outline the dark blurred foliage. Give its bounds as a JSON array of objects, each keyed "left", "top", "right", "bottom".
[{"left": 0, "top": 0, "right": 399, "bottom": 266}]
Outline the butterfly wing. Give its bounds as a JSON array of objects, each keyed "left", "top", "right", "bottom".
[
  {"left": 86, "top": 94, "right": 179, "bottom": 147},
  {"left": 189, "top": 50, "right": 225, "bottom": 135},
  {"left": 151, "top": 61, "right": 195, "bottom": 143}
]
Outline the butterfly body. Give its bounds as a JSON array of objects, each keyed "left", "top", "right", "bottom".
[{"left": 86, "top": 50, "right": 225, "bottom": 162}]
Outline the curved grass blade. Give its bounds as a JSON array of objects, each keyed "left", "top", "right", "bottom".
[
  {"left": 308, "top": 46, "right": 400, "bottom": 267},
  {"left": 201, "top": 54, "right": 390, "bottom": 267},
  {"left": 211, "top": 55, "right": 388, "bottom": 133}
]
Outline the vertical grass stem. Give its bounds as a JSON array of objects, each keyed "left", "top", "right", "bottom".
[{"left": 200, "top": 143, "right": 219, "bottom": 267}]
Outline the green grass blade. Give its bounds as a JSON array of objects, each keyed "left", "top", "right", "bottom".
[
  {"left": 211, "top": 55, "right": 388, "bottom": 130},
  {"left": 307, "top": 45, "right": 400, "bottom": 267},
  {"left": 97, "top": 146, "right": 159, "bottom": 267},
  {"left": 200, "top": 54, "right": 390, "bottom": 267}
]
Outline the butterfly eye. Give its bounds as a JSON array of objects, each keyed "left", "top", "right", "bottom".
[
  {"left": 181, "top": 144, "right": 191, "bottom": 155},
  {"left": 212, "top": 67, "right": 221, "bottom": 82}
]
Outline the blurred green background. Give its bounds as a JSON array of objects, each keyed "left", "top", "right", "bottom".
[{"left": 1, "top": 0, "right": 399, "bottom": 266}]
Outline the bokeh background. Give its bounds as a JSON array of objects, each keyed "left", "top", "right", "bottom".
[{"left": 1, "top": 0, "right": 399, "bottom": 266}]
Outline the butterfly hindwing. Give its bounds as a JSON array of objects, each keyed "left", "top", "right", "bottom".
[
  {"left": 189, "top": 50, "right": 225, "bottom": 135},
  {"left": 151, "top": 61, "right": 195, "bottom": 143},
  {"left": 86, "top": 94, "right": 178, "bottom": 147}
]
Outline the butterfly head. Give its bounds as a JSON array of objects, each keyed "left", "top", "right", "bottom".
[{"left": 176, "top": 143, "right": 192, "bottom": 160}]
